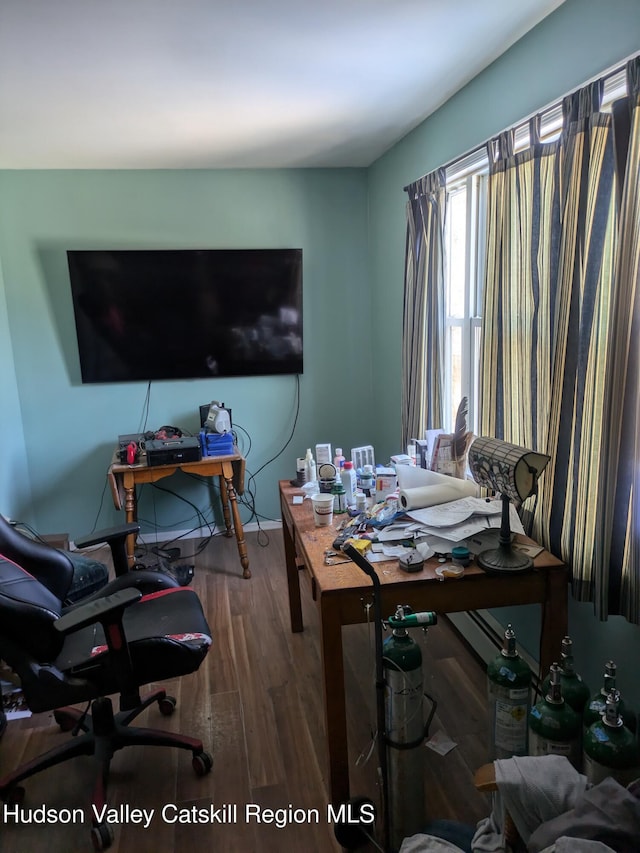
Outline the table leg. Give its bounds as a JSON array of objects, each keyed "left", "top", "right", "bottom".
[
  {"left": 123, "top": 481, "right": 137, "bottom": 568},
  {"left": 218, "top": 475, "right": 233, "bottom": 537},
  {"left": 222, "top": 464, "right": 251, "bottom": 579},
  {"left": 320, "top": 595, "right": 350, "bottom": 806},
  {"left": 540, "top": 570, "right": 568, "bottom": 677},
  {"left": 281, "top": 509, "right": 303, "bottom": 633}
]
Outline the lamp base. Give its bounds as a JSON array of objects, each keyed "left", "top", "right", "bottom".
[{"left": 477, "top": 545, "right": 533, "bottom": 574}]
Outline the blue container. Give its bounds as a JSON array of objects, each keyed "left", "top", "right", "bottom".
[{"left": 199, "top": 430, "right": 234, "bottom": 457}]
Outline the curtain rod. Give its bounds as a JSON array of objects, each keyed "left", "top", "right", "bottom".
[{"left": 402, "top": 51, "right": 638, "bottom": 193}]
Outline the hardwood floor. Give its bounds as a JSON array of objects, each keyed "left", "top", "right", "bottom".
[{"left": 0, "top": 530, "right": 491, "bottom": 852}]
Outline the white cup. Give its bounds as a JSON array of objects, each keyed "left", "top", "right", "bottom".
[{"left": 311, "top": 492, "right": 334, "bottom": 527}]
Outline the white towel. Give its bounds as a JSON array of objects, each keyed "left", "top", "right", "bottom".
[{"left": 472, "top": 755, "right": 587, "bottom": 851}]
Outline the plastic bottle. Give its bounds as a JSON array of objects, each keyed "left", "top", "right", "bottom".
[
  {"left": 360, "top": 464, "right": 375, "bottom": 496},
  {"left": 332, "top": 481, "right": 347, "bottom": 514},
  {"left": 583, "top": 690, "right": 639, "bottom": 786},
  {"left": 541, "top": 636, "right": 590, "bottom": 715},
  {"left": 583, "top": 661, "right": 636, "bottom": 735},
  {"left": 529, "top": 663, "right": 581, "bottom": 768},
  {"left": 487, "top": 624, "right": 532, "bottom": 759},
  {"left": 341, "top": 461, "right": 357, "bottom": 506},
  {"left": 333, "top": 448, "right": 345, "bottom": 471},
  {"left": 304, "top": 448, "right": 316, "bottom": 485}
]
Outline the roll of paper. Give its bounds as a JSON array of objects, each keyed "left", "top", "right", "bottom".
[{"left": 399, "top": 478, "right": 477, "bottom": 510}]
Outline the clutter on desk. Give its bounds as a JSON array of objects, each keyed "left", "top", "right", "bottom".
[{"left": 292, "top": 429, "right": 523, "bottom": 570}]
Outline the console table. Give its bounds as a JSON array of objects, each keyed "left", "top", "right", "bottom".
[
  {"left": 278, "top": 480, "right": 567, "bottom": 805},
  {"left": 108, "top": 451, "right": 250, "bottom": 578}
]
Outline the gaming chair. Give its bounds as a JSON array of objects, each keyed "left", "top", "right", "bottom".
[{"left": 0, "top": 517, "right": 213, "bottom": 851}]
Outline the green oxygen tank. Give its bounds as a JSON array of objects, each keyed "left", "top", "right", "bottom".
[
  {"left": 541, "top": 635, "right": 590, "bottom": 715},
  {"left": 583, "top": 689, "right": 639, "bottom": 786},
  {"left": 487, "top": 624, "right": 532, "bottom": 759},
  {"left": 583, "top": 661, "right": 637, "bottom": 736},
  {"left": 529, "top": 662, "right": 581, "bottom": 768}
]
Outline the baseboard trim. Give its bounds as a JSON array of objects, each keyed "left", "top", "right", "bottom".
[{"left": 72, "top": 520, "right": 283, "bottom": 550}]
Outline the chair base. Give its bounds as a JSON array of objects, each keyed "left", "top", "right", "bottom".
[{"left": 0, "top": 689, "right": 212, "bottom": 849}]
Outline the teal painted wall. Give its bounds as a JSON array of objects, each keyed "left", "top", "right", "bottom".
[
  {"left": 367, "top": 0, "right": 640, "bottom": 707},
  {"left": 0, "top": 168, "right": 371, "bottom": 538},
  {"left": 0, "top": 253, "right": 31, "bottom": 514}
]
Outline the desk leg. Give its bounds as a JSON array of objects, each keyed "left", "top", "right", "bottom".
[
  {"left": 540, "top": 570, "right": 568, "bottom": 677},
  {"left": 222, "top": 465, "right": 251, "bottom": 579},
  {"left": 320, "top": 595, "right": 350, "bottom": 806},
  {"left": 281, "top": 509, "right": 303, "bottom": 633}
]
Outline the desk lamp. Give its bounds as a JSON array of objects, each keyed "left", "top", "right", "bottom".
[{"left": 468, "top": 436, "right": 550, "bottom": 574}]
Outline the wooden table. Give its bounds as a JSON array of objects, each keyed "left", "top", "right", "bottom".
[
  {"left": 279, "top": 480, "right": 567, "bottom": 805},
  {"left": 108, "top": 452, "right": 250, "bottom": 578}
]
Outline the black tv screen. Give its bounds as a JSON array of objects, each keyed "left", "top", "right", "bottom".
[{"left": 67, "top": 248, "right": 303, "bottom": 383}]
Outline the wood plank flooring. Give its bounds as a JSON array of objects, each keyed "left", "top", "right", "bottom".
[{"left": 0, "top": 529, "right": 491, "bottom": 852}]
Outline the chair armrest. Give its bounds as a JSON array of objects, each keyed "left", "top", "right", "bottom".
[
  {"left": 73, "top": 523, "right": 140, "bottom": 577},
  {"left": 54, "top": 587, "right": 141, "bottom": 635}
]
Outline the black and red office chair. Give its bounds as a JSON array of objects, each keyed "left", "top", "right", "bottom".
[{"left": 0, "top": 516, "right": 213, "bottom": 850}]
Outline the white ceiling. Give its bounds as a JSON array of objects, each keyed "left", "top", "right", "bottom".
[{"left": 0, "top": 0, "right": 565, "bottom": 169}]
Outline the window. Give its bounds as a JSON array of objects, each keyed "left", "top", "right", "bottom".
[
  {"left": 439, "top": 64, "right": 627, "bottom": 436},
  {"left": 443, "top": 171, "right": 486, "bottom": 435}
]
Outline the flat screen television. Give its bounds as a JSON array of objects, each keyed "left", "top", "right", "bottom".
[{"left": 67, "top": 248, "right": 303, "bottom": 383}]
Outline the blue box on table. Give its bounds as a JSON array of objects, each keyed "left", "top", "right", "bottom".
[{"left": 199, "top": 430, "right": 234, "bottom": 457}]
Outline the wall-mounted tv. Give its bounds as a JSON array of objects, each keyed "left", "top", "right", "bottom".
[{"left": 67, "top": 248, "right": 303, "bottom": 383}]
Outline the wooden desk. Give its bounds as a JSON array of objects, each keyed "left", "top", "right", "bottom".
[
  {"left": 109, "top": 452, "right": 250, "bottom": 578},
  {"left": 279, "top": 480, "right": 567, "bottom": 805}
]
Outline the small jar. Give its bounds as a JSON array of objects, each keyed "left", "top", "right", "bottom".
[{"left": 332, "top": 482, "right": 347, "bottom": 513}]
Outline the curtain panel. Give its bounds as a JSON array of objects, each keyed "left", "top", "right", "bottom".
[
  {"left": 479, "top": 123, "right": 560, "bottom": 454},
  {"left": 598, "top": 58, "right": 640, "bottom": 622},
  {"left": 481, "top": 59, "right": 640, "bottom": 622},
  {"left": 401, "top": 169, "right": 446, "bottom": 451}
]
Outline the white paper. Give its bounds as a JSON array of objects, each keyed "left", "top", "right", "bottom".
[
  {"left": 416, "top": 496, "right": 502, "bottom": 527},
  {"left": 407, "top": 501, "right": 526, "bottom": 543},
  {"left": 426, "top": 729, "right": 457, "bottom": 755}
]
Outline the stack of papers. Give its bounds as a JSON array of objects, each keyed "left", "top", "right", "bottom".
[{"left": 365, "top": 496, "right": 524, "bottom": 562}]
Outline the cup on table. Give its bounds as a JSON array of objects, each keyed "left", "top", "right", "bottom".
[{"left": 311, "top": 492, "right": 334, "bottom": 527}]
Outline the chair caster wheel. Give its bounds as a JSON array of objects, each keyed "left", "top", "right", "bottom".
[
  {"left": 192, "top": 750, "right": 213, "bottom": 776},
  {"left": 333, "top": 796, "right": 377, "bottom": 850},
  {"left": 91, "top": 822, "right": 114, "bottom": 851},
  {"left": 158, "top": 695, "right": 177, "bottom": 716}
]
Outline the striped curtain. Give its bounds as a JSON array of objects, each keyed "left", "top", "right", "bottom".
[
  {"left": 598, "top": 58, "right": 640, "bottom": 622},
  {"left": 401, "top": 169, "right": 446, "bottom": 450},
  {"left": 543, "top": 82, "right": 618, "bottom": 614},
  {"left": 479, "top": 122, "right": 560, "bottom": 454},
  {"left": 481, "top": 63, "right": 640, "bottom": 622}
]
